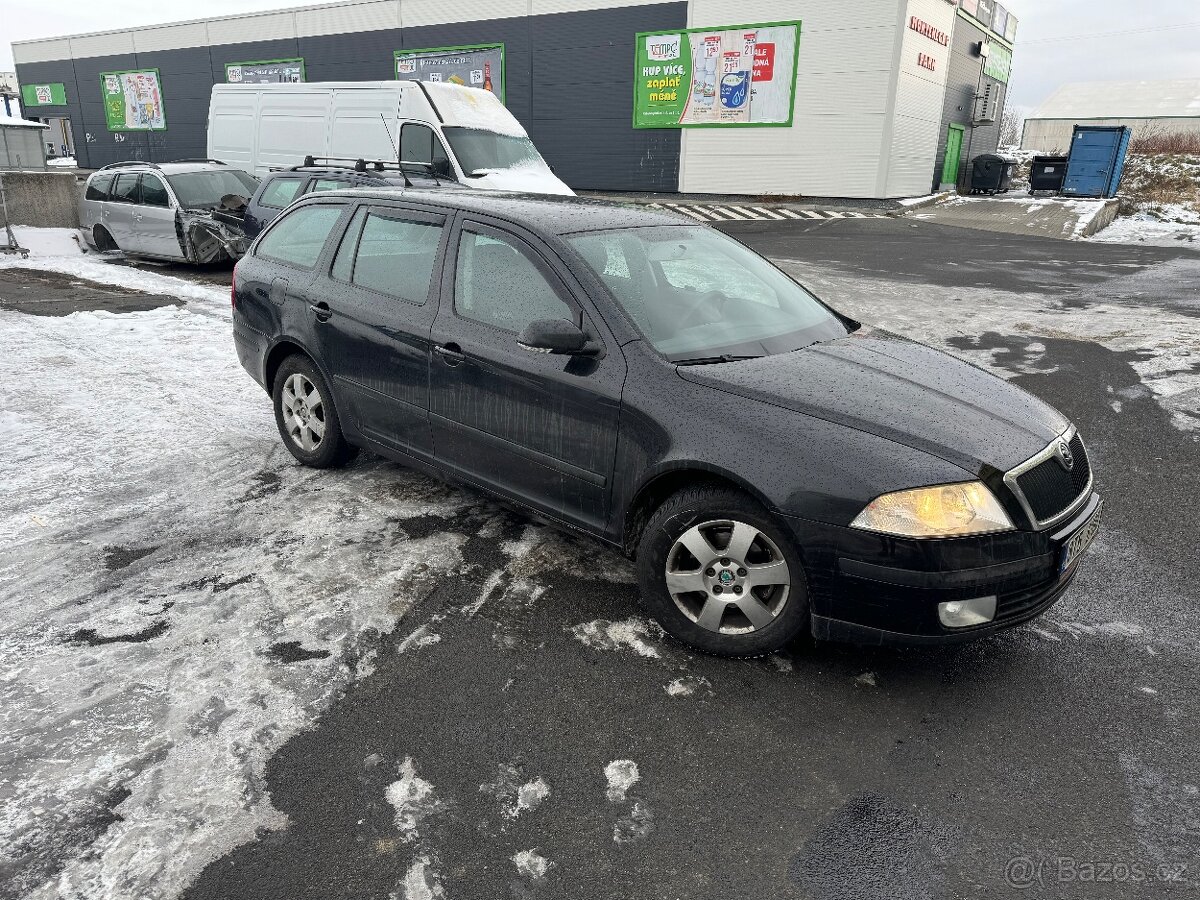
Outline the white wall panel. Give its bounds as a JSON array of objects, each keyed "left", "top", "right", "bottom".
[
  {"left": 133, "top": 23, "right": 211, "bottom": 54},
  {"left": 402, "top": 0, "right": 527, "bottom": 27},
  {"left": 681, "top": 0, "right": 907, "bottom": 197},
  {"left": 12, "top": 39, "right": 74, "bottom": 65},
  {"left": 207, "top": 12, "right": 298, "bottom": 46},
  {"left": 296, "top": 1, "right": 400, "bottom": 37},
  {"left": 533, "top": 0, "right": 663, "bottom": 13},
  {"left": 70, "top": 31, "right": 136, "bottom": 59}
]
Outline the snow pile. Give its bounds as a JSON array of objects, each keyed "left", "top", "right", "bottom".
[
  {"left": 47, "top": 156, "right": 78, "bottom": 168},
  {"left": 1093, "top": 202, "right": 1200, "bottom": 246},
  {"left": 1099, "top": 151, "right": 1200, "bottom": 246}
]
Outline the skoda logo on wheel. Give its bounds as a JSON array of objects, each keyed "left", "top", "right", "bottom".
[
  {"left": 1056, "top": 441, "right": 1074, "bottom": 472},
  {"left": 718, "top": 570, "right": 735, "bottom": 584}
]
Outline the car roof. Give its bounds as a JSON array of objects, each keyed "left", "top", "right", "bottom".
[
  {"left": 304, "top": 187, "right": 693, "bottom": 234},
  {"left": 91, "top": 161, "right": 246, "bottom": 177}
]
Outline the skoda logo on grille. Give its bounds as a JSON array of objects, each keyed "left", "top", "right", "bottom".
[{"left": 1056, "top": 441, "right": 1075, "bottom": 472}]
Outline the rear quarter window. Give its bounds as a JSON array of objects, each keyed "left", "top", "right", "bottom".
[
  {"left": 85, "top": 174, "right": 114, "bottom": 201},
  {"left": 257, "top": 177, "right": 307, "bottom": 210},
  {"left": 256, "top": 204, "right": 344, "bottom": 270}
]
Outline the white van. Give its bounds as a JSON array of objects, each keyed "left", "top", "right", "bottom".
[{"left": 207, "top": 80, "right": 573, "bottom": 196}]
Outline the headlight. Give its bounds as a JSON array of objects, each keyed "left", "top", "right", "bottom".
[{"left": 851, "top": 481, "right": 1015, "bottom": 538}]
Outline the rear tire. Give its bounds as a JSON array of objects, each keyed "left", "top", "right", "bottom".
[
  {"left": 636, "top": 485, "right": 810, "bottom": 658},
  {"left": 272, "top": 354, "right": 357, "bottom": 468},
  {"left": 93, "top": 225, "right": 118, "bottom": 252}
]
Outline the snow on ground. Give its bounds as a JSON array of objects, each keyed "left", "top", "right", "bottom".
[
  {"left": 571, "top": 617, "right": 663, "bottom": 658},
  {"left": 386, "top": 758, "right": 449, "bottom": 842},
  {"left": 511, "top": 849, "right": 553, "bottom": 881},
  {"left": 782, "top": 259, "right": 1200, "bottom": 434},
  {"left": 604, "top": 760, "right": 640, "bottom": 802},
  {"left": 47, "top": 157, "right": 78, "bottom": 168},
  {"left": 2, "top": 227, "right": 229, "bottom": 310},
  {"left": 0, "top": 251, "right": 487, "bottom": 897},
  {"left": 1092, "top": 204, "right": 1200, "bottom": 247}
]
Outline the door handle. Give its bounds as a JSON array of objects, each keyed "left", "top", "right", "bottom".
[
  {"left": 132, "top": 212, "right": 143, "bottom": 222},
  {"left": 310, "top": 301, "right": 333, "bottom": 322},
  {"left": 433, "top": 342, "right": 465, "bottom": 365}
]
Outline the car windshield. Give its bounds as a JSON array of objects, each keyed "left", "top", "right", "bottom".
[
  {"left": 566, "top": 226, "right": 850, "bottom": 361},
  {"left": 166, "top": 169, "right": 260, "bottom": 210},
  {"left": 442, "top": 127, "right": 548, "bottom": 175}
]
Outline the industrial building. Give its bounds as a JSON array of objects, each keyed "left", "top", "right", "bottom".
[
  {"left": 13, "top": 0, "right": 1018, "bottom": 198},
  {"left": 1022, "top": 79, "right": 1200, "bottom": 154}
]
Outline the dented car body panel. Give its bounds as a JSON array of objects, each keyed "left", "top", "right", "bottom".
[{"left": 79, "top": 161, "right": 259, "bottom": 264}]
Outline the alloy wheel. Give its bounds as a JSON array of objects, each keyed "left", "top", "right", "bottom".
[
  {"left": 281, "top": 373, "right": 326, "bottom": 452},
  {"left": 665, "top": 519, "right": 791, "bottom": 635}
]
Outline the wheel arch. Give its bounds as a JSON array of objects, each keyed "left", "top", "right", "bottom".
[
  {"left": 621, "top": 463, "right": 779, "bottom": 559},
  {"left": 263, "top": 337, "right": 328, "bottom": 394}
]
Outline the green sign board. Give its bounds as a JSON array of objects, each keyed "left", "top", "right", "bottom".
[
  {"left": 226, "top": 58, "right": 305, "bottom": 84},
  {"left": 101, "top": 69, "right": 167, "bottom": 131},
  {"left": 21, "top": 83, "right": 68, "bottom": 106},
  {"left": 394, "top": 44, "right": 505, "bottom": 102},
  {"left": 633, "top": 21, "right": 801, "bottom": 129},
  {"left": 984, "top": 43, "right": 1013, "bottom": 83}
]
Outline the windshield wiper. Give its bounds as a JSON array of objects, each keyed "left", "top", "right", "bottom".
[{"left": 673, "top": 354, "right": 763, "bottom": 366}]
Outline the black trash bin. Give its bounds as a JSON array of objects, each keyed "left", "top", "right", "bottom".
[
  {"left": 970, "top": 154, "right": 1017, "bottom": 195},
  {"left": 1029, "top": 155, "right": 1069, "bottom": 194}
]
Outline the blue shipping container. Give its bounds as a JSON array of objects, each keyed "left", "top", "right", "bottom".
[{"left": 1061, "top": 126, "right": 1132, "bottom": 199}]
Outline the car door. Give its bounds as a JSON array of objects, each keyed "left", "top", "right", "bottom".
[
  {"left": 312, "top": 202, "right": 449, "bottom": 460},
  {"left": 104, "top": 172, "right": 140, "bottom": 251},
  {"left": 133, "top": 172, "right": 184, "bottom": 259},
  {"left": 428, "top": 217, "right": 626, "bottom": 531}
]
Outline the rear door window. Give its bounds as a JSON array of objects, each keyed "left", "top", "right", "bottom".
[
  {"left": 331, "top": 207, "right": 444, "bottom": 305},
  {"left": 309, "top": 178, "right": 351, "bottom": 193},
  {"left": 140, "top": 174, "right": 170, "bottom": 207},
  {"left": 86, "top": 173, "right": 114, "bottom": 201},
  {"left": 258, "top": 177, "right": 307, "bottom": 209},
  {"left": 109, "top": 174, "right": 140, "bottom": 204},
  {"left": 256, "top": 205, "right": 345, "bottom": 270}
]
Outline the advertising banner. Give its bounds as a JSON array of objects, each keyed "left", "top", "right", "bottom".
[
  {"left": 394, "top": 45, "right": 505, "bottom": 102},
  {"left": 21, "top": 83, "right": 67, "bottom": 106},
  {"left": 633, "top": 21, "right": 801, "bottom": 129},
  {"left": 226, "top": 59, "right": 305, "bottom": 84},
  {"left": 100, "top": 69, "right": 166, "bottom": 131},
  {"left": 984, "top": 43, "right": 1013, "bottom": 83}
]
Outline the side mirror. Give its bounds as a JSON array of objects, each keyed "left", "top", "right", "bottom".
[{"left": 518, "top": 319, "right": 590, "bottom": 354}]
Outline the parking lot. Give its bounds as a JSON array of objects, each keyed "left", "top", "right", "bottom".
[{"left": 1, "top": 216, "right": 1198, "bottom": 899}]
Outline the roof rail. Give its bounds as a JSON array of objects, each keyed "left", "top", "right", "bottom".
[
  {"left": 98, "top": 160, "right": 162, "bottom": 171},
  {"left": 166, "top": 158, "right": 228, "bottom": 165},
  {"left": 290, "top": 155, "right": 444, "bottom": 187}
]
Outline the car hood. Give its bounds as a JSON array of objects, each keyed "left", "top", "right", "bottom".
[{"left": 676, "top": 327, "right": 1068, "bottom": 475}]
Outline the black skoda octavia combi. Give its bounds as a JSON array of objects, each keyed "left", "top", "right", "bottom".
[{"left": 231, "top": 190, "right": 1101, "bottom": 657}]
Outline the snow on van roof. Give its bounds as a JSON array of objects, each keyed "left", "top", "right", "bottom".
[{"left": 420, "top": 82, "right": 527, "bottom": 137}]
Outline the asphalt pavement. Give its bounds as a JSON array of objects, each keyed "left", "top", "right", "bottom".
[{"left": 4, "top": 217, "right": 1198, "bottom": 900}]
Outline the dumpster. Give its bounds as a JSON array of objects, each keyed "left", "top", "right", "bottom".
[
  {"left": 1029, "top": 155, "right": 1069, "bottom": 194},
  {"left": 970, "top": 154, "right": 1017, "bottom": 195},
  {"left": 1061, "top": 126, "right": 1132, "bottom": 199}
]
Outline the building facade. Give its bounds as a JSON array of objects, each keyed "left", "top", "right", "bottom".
[
  {"left": 1022, "top": 79, "right": 1200, "bottom": 154},
  {"left": 13, "top": 0, "right": 1017, "bottom": 198}
]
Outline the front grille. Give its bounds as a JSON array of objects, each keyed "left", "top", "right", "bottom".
[{"left": 1013, "top": 434, "right": 1091, "bottom": 524}]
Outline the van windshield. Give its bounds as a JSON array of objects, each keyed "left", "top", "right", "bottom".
[
  {"left": 166, "top": 170, "right": 260, "bottom": 210},
  {"left": 566, "top": 226, "right": 850, "bottom": 363},
  {"left": 442, "top": 127, "right": 548, "bottom": 175}
]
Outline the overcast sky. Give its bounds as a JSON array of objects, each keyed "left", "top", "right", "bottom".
[{"left": 2, "top": 0, "right": 1198, "bottom": 112}]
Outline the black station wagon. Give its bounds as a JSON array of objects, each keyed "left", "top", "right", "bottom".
[{"left": 231, "top": 190, "right": 1102, "bottom": 657}]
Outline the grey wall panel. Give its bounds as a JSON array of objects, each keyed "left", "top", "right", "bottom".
[
  {"left": 15, "top": 2, "right": 687, "bottom": 190},
  {"left": 934, "top": 18, "right": 1007, "bottom": 190}
]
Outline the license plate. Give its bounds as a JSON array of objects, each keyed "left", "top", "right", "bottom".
[{"left": 1059, "top": 501, "right": 1103, "bottom": 574}]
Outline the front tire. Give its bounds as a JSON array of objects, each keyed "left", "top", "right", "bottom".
[
  {"left": 636, "top": 485, "right": 810, "bottom": 657},
  {"left": 272, "top": 354, "right": 357, "bottom": 468}
]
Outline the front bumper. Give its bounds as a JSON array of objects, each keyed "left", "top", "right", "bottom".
[{"left": 782, "top": 492, "right": 1102, "bottom": 646}]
